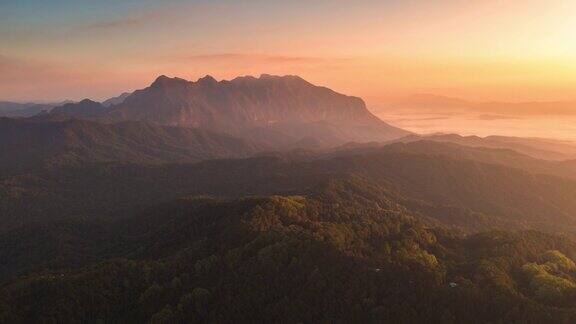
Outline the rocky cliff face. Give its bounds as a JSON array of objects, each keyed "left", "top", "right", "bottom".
[
  {"left": 45, "top": 74, "right": 409, "bottom": 147},
  {"left": 106, "top": 74, "right": 409, "bottom": 144}
]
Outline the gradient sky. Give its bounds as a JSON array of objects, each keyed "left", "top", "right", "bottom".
[{"left": 2, "top": 0, "right": 576, "bottom": 105}]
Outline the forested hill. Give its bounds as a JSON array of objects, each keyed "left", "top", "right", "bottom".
[
  {"left": 2, "top": 132, "right": 576, "bottom": 322},
  {"left": 2, "top": 196, "right": 576, "bottom": 323},
  {"left": 3, "top": 144, "right": 576, "bottom": 234},
  {"left": 0, "top": 117, "right": 265, "bottom": 173}
]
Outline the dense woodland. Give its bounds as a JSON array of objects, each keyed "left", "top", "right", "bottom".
[
  {"left": 3, "top": 143, "right": 576, "bottom": 322},
  {"left": 3, "top": 194, "right": 576, "bottom": 323}
]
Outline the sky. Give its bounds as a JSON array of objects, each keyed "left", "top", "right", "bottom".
[{"left": 2, "top": 0, "right": 576, "bottom": 138}]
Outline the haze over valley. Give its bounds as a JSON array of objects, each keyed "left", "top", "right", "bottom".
[{"left": 376, "top": 94, "right": 576, "bottom": 140}]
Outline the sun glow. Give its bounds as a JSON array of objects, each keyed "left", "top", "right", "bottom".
[{"left": 1, "top": 0, "right": 576, "bottom": 106}]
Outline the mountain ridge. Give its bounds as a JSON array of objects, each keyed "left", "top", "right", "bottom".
[
  {"left": 48, "top": 74, "right": 409, "bottom": 147},
  {"left": 0, "top": 117, "right": 266, "bottom": 173},
  {"left": 396, "top": 133, "right": 576, "bottom": 161},
  {"left": 389, "top": 93, "right": 576, "bottom": 116}
]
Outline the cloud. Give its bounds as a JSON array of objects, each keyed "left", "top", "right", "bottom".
[
  {"left": 77, "top": 2, "right": 219, "bottom": 32},
  {"left": 0, "top": 54, "right": 62, "bottom": 100},
  {"left": 181, "top": 53, "right": 328, "bottom": 64},
  {"left": 390, "top": 116, "right": 452, "bottom": 123},
  {"left": 475, "top": 114, "right": 521, "bottom": 121},
  {"left": 0, "top": 53, "right": 130, "bottom": 102},
  {"left": 80, "top": 10, "right": 166, "bottom": 31},
  {"left": 0, "top": 54, "right": 50, "bottom": 77},
  {"left": 86, "top": 17, "right": 150, "bottom": 30}
]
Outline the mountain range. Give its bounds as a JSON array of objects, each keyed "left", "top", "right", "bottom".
[
  {"left": 3, "top": 137, "right": 576, "bottom": 322},
  {"left": 7, "top": 74, "right": 576, "bottom": 170},
  {"left": 0, "top": 101, "right": 69, "bottom": 118},
  {"left": 3, "top": 74, "right": 576, "bottom": 322},
  {"left": 388, "top": 94, "right": 576, "bottom": 116},
  {"left": 395, "top": 133, "right": 576, "bottom": 161},
  {"left": 0, "top": 117, "right": 265, "bottom": 173},
  {"left": 45, "top": 74, "right": 410, "bottom": 146}
]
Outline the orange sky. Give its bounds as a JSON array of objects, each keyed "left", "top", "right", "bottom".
[{"left": 1, "top": 0, "right": 576, "bottom": 105}]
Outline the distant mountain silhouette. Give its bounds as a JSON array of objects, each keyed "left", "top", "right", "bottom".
[
  {"left": 50, "top": 99, "right": 108, "bottom": 119},
  {"left": 0, "top": 101, "right": 30, "bottom": 113},
  {"left": 102, "top": 92, "right": 131, "bottom": 107},
  {"left": 397, "top": 133, "right": 576, "bottom": 161},
  {"left": 0, "top": 101, "right": 68, "bottom": 118},
  {"left": 390, "top": 93, "right": 576, "bottom": 116}
]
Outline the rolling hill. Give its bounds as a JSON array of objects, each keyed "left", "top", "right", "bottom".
[
  {"left": 2, "top": 194, "right": 576, "bottom": 323},
  {"left": 3, "top": 142, "right": 576, "bottom": 235},
  {"left": 0, "top": 117, "right": 265, "bottom": 173},
  {"left": 397, "top": 133, "right": 576, "bottom": 161}
]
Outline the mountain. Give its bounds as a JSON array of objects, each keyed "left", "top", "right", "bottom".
[
  {"left": 102, "top": 92, "right": 131, "bottom": 107},
  {"left": 397, "top": 133, "right": 576, "bottom": 161},
  {"left": 3, "top": 141, "right": 576, "bottom": 234},
  {"left": 101, "top": 74, "right": 409, "bottom": 146},
  {"left": 330, "top": 139, "right": 576, "bottom": 179},
  {"left": 0, "top": 117, "right": 265, "bottom": 173},
  {"left": 0, "top": 101, "right": 29, "bottom": 113},
  {"left": 50, "top": 99, "right": 108, "bottom": 119},
  {"left": 484, "top": 135, "right": 576, "bottom": 160},
  {"left": 389, "top": 94, "right": 576, "bottom": 116},
  {"left": 378, "top": 140, "right": 576, "bottom": 179},
  {"left": 0, "top": 101, "right": 63, "bottom": 118}
]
